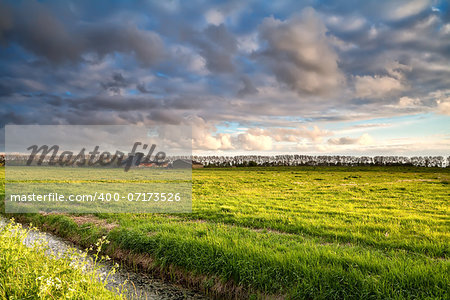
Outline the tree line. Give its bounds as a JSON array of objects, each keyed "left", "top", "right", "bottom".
[{"left": 2, "top": 154, "right": 449, "bottom": 168}]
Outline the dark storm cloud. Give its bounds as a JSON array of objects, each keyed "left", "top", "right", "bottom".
[
  {"left": 0, "top": 1, "right": 13, "bottom": 43},
  {"left": 186, "top": 24, "right": 238, "bottom": 73},
  {"left": 80, "top": 22, "right": 165, "bottom": 66},
  {"left": 101, "top": 72, "right": 131, "bottom": 94},
  {"left": 136, "top": 83, "right": 153, "bottom": 94},
  {"left": 148, "top": 110, "right": 183, "bottom": 125},
  {"left": 1, "top": 0, "right": 165, "bottom": 65},
  {"left": 66, "top": 96, "right": 163, "bottom": 112},
  {"left": 0, "top": 82, "right": 13, "bottom": 96},
  {"left": 0, "top": 111, "right": 27, "bottom": 125},
  {"left": 256, "top": 8, "right": 344, "bottom": 95},
  {"left": 237, "top": 76, "right": 258, "bottom": 97}
]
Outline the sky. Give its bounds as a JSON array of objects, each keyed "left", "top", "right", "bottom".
[{"left": 0, "top": 0, "right": 449, "bottom": 156}]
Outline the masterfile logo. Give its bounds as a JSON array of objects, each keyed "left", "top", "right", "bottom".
[{"left": 4, "top": 125, "right": 192, "bottom": 214}]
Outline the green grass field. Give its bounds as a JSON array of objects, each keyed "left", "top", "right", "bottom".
[
  {"left": 1, "top": 166, "right": 449, "bottom": 299},
  {"left": 0, "top": 220, "right": 125, "bottom": 300}
]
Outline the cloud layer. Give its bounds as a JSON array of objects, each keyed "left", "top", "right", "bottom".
[{"left": 1, "top": 0, "right": 449, "bottom": 155}]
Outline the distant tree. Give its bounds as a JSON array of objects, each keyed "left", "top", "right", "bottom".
[
  {"left": 189, "top": 154, "right": 446, "bottom": 168},
  {"left": 248, "top": 161, "right": 257, "bottom": 167}
]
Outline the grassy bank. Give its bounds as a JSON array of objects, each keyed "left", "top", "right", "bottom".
[
  {"left": 0, "top": 219, "right": 125, "bottom": 299},
  {"left": 1, "top": 166, "right": 449, "bottom": 299}
]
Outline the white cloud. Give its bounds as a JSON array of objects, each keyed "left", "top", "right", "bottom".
[
  {"left": 386, "top": 0, "right": 430, "bottom": 21},
  {"left": 191, "top": 124, "right": 331, "bottom": 152},
  {"left": 237, "top": 33, "right": 259, "bottom": 53},
  {"left": 355, "top": 75, "right": 404, "bottom": 99},
  {"left": 398, "top": 96, "right": 421, "bottom": 107},
  {"left": 358, "top": 133, "right": 375, "bottom": 145},
  {"left": 354, "top": 62, "right": 411, "bottom": 99},
  {"left": 326, "top": 15, "right": 366, "bottom": 32},
  {"left": 328, "top": 35, "right": 357, "bottom": 51},
  {"left": 437, "top": 99, "right": 450, "bottom": 115},
  {"left": 205, "top": 9, "right": 225, "bottom": 26},
  {"left": 246, "top": 126, "right": 331, "bottom": 143},
  {"left": 191, "top": 117, "right": 234, "bottom": 150},
  {"left": 429, "top": 89, "right": 450, "bottom": 116},
  {"left": 441, "top": 24, "right": 450, "bottom": 35},
  {"left": 368, "top": 25, "right": 378, "bottom": 39},
  {"left": 237, "top": 132, "right": 273, "bottom": 151}
]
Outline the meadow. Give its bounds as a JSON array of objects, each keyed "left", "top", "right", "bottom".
[{"left": 1, "top": 166, "right": 449, "bottom": 299}]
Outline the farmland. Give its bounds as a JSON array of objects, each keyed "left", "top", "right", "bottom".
[{"left": 1, "top": 166, "right": 449, "bottom": 299}]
